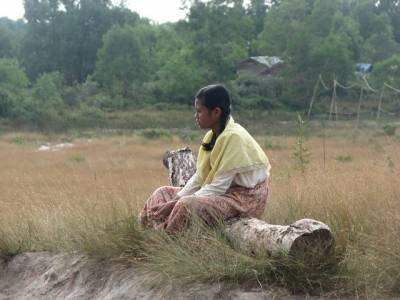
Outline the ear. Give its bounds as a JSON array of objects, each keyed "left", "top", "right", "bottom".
[{"left": 213, "top": 107, "right": 222, "bottom": 119}]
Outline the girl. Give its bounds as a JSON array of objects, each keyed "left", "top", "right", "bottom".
[{"left": 140, "top": 84, "right": 271, "bottom": 234}]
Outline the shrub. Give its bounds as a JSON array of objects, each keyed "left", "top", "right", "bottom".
[
  {"left": 0, "top": 58, "right": 29, "bottom": 117},
  {"left": 383, "top": 124, "right": 397, "bottom": 136},
  {"left": 335, "top": 155, "right": 353, "bottom": 162},
  {"left": 292, "top": 114, "right": 311, "bottom": 174}
]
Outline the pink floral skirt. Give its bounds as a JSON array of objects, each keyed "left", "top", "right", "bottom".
[{"left": 140, "top": 180, "right": 269, "bottom": 234}]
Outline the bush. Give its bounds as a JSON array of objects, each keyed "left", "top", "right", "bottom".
[
  {"left": 383, "top": 124, "right": 397, "bottom": 136},
  {"left": 233, "top": 74, "right": 284, "bottom": 110},
  {"left": 0, "top": 58, "right": 29, "bottom": 117},
  {"left": 88, "top": 94, "right": 126, "bottom": 111},
  {"left": 335, "top": 155, "right": 353, "bottom": 162}
]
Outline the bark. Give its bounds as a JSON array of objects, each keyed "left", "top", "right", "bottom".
[
  {"left": 163, "top": 147, "right": 196, "bottom": 187},
  {"left": 162, "top": 148, "right": 335, "bottom": 263},
  {"left": 225, "top": 218, "right": 334, "bottom": 264}
]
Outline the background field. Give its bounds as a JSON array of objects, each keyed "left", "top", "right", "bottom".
[{"left": 0, "top": 117, "right": 399, "bottom": 297}]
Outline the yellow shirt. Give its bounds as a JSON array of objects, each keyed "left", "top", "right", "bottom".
[{"left": 196, "top": 116, "right": 271, "bottom": 186}]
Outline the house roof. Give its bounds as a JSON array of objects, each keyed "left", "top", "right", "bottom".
[
  {"left": 355, "top": 63, "right": 373, "bottom": 73},
  {"left": 247, "top": 56, "right": 283, "bottom": 68}
]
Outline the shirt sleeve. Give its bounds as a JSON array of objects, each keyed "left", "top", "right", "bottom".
[
  {"left": 177, "top": 172, "right": 202, "bottom": 197},
  {"left": 193, "top": 172, "right": 235, "bottom": 197},
  {"left": 193, "top": 167, "right": 269, "bottom": 197}
]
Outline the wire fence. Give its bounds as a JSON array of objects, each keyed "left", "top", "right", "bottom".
[{"left": 307, "top": 74, "right": 400, "bottom": 128}]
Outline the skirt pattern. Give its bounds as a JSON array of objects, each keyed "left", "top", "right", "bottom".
[{"left": 140, "top": 180, "right": 269, "bottom": 234}]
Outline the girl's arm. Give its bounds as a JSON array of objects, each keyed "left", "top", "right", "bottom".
[
  {"left": 177, "top": 172, "right": 202, "bottom": 197},
  {"left": 194, "top": 167, "right": 268, "bottom": 197},
  {"left": 194, "top": 172, "right": 235, "bottom": 196}
]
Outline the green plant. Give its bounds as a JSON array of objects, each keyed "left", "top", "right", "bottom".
[
  {"left": 265, "top": 141, "right": 285, "bottom": 150},
  {"left": 69, "top": 155, "right": 86, "bottom": 163},
  {"left": 383, "top": 125, "right": 397, "bottom": 136},
  {"left": 386, "top": 155, "right": 395, "bottom": 172},
  {"left": 10, "top": 136, "right": 25, "bottom": 145},
  {"left": 335, "top": 155, "right": 353, "bottom": 162},
  {"left": 292, "top": 114, "right": 311, "bottom": 174}
]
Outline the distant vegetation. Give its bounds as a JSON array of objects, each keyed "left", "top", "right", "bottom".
[{"left": 0, "top": 0, "right": 400, "bottom": 129}]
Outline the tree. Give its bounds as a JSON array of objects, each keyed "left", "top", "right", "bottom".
[
  {"left": 185, "top": 0, "right": 253, "bottom": 81},
  {"left": 21, "top": 0, "right": 140, "bottom": 83},
  {"left": 0, "top": 18, "right": 27, "bottom": 59},
  {"left": 150, "top": 47, "right": 205, "bottom": 105},
  {"left": 371, "top": 54, "right": 400, "bottom": 88},
  {"left": 0, "top": 27, "right": 13, "bottom": 58},
  {"left": 248, "top": 0, "right": 267, "bottom": 35},
  {"left": 255, "top": 0, "right": 358, "bottom": 108},
  {"left": 17, "top": 71, "right": 66, "bottom": 128},
  {"left": 94, "top": 24, "right": 146, "bottom": 98},
  {"left": 0, "top": 58, "right": 29, "bottom": 117},
  {"left": 363, "top": 33, "right": 399, "bottom": 62},
  {"left": 256, "top": 0, "right": 312, "bottom": 57},
  {"left": 308, "top": 32, "right": 354, "bottom": 83},
  {"left": 375, "top": 0, "right": 400, "bottom": 43}
]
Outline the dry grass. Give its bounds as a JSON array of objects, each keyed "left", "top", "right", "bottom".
[{"left": 0, "top": 126, "right": 399, "bottom": 296}]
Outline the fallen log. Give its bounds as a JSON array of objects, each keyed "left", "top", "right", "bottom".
[{"left": 163, "top": 147, "right": 335, "bottom": 264}]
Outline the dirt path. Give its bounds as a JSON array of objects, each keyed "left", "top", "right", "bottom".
[{"left": 0, "top": 252, "right": 297, "bottom": 300}]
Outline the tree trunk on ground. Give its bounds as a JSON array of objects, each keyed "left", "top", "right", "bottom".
[{"left": 163, "top": 148, "right": 335, "bottom": 264}]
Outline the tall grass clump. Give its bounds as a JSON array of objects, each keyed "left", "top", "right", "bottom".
[{"left": 134, "top": 216, "right": 341, "bottom": 294}]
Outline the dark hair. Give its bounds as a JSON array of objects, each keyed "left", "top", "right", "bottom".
[{"left": 196, "top": 84, "right": 231, "bottom": 151}]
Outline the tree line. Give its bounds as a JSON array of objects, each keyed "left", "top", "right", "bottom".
[{"left": 0, "top": 0, "right": 400, "bottom": 128}]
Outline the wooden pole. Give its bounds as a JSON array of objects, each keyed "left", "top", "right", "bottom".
[
  {"left": 376, "top": 85, "right": 385, "bottom": 121},
  {"left": 333, "top": 82, "right": 338, "bottom": 122},
  {"left": 329, "top": 80, "right": 337, "bottom": 122},
  {"left": 355, "top": 87, "right": 364, "bottom": 129},
  {"left": 307, "top": 78, "right": 320, "bottom": 120}
]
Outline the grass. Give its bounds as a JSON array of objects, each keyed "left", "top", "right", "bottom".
[
  {"left": 335, "top": 155, "right": 353, "bottom": 162},
  {"left": 0, "top": 122, "right": 399, "bottom": 297}
]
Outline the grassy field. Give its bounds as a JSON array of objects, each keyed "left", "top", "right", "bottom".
[{"left": 0, "top": 119, "right": 399, "bottom": 297}]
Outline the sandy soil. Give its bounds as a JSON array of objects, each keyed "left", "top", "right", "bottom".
[{"left": 0, "top": 252, "right": 298, "bottom": 300}]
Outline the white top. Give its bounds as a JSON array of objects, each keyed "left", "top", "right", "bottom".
[{"left": 177, "top": 167, "right": 269, "bottom": 197}]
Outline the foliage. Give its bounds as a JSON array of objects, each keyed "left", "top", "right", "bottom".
[
  {"left": 0, "top": 18, "right": 26, "bottom": 59},
  {"left": 17, "top": 72, "right": 67, "bottom": 129},
  {"left": 371, "top": 54, "right": 400, "bottom": 87},
  {"left": 382, "top": 124, "right": 397, "bottom": 136},
  {"left": 233, "top": 74, "right": 284, "bottom": 109},
  {"left": 0, "top": 0, "right": 399, "bottom": 126},
  {"left": 0, "top": 58, "right": 29, "bottom": 117},
  {"left": 21, "top": 0, "right": 141, "bottom": 83},
  {"left": 95, "top": 24, "right": 146, "bottom": 99},
  {"left": 292, "top": 114, "right": 310, "bottom": 174},
  {"left": 335, "top": 155, "right": 353, "bottom": 162}
]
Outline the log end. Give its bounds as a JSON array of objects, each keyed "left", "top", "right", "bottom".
[{"left": 289, "top": 222, "right": 335, "bottom": 266}]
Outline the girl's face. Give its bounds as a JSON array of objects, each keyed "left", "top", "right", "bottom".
[{"left": 194, "top": 98, "right": 221, "bottom": 130}]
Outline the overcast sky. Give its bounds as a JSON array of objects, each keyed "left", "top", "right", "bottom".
[{"left": 0, "top": 0, "right": 187, "bottom": 23}]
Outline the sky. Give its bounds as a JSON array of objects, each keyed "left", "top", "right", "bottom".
[{"left": 0, "top": 0, "right": 187, "bottom": 23}]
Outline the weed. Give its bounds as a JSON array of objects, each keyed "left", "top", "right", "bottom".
[
  {"left": 265, "top": 141, "right": 285, "bottom": 150},
  {"left": 335, "top": 155, "right": 353, "bottom": 162},
  {"left": 383, "top": 124, "right": 396, "bottom": 136},
  {"left": 10, "top": 136, "right": 25, "bottom": 145},
  {"left": 70, "top": 155, "right": 86, "bottom": 163},
  {"left": 292, "top": 114, "right": 311, "bottom": 174}
]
